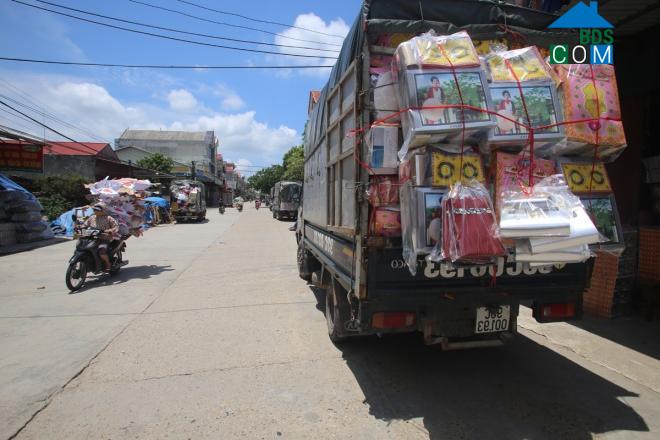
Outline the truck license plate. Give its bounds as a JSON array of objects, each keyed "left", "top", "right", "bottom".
[{"left": 475, "top": 306, "right": 510, "bottom": 334}]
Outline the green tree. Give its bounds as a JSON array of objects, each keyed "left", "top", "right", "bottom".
[
  {"left": 32, "top": 175, "right": 91, "bottom": 219},
  {"left": 136, "top": 153, "right": 174, "bottom": 174},
  {"left": 282, "top": 145, "right": 304, "bottom": 181},
  {"left": 247, "top": 164, "right": 284, "bottom": 194}
]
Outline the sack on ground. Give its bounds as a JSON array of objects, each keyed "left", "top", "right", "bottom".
[
  {"left": 15, "top": 221, "right": 48, "bottom": 233},
  {"left": 11, "top": 212, "right": 43, "bottom": 222}
]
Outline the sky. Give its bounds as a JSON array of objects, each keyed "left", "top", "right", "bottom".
[{"left": 0, "top": 0, "right": 358, "bottom": 174}]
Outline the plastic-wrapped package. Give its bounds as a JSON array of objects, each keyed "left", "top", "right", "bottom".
[
  {"left": 430, "top": 180, "right": 505, "bottom": 264},
  {"left": 487, "top": 80, "right": 564, "bottom": 147},
  {"left": 399, "top": 146, "right": 485, "bottom": 187},
  {"left": 400, "top": 182, "right": 446, "bottom": 275},
  {"left": 373, "top": 71, "right": 400, "bottom": 123},
  {"left": 486, "top": 46, "right": 557, "bottom": 83},
  {"left": 14, "top": 221, "right": 48, "bottom": 233},
  {"left": 473, "top": 39, "right": 508, "bottom": 56},
  {"left": 6, "top": 199, "right": 43, "bottom": 213},
  {"left": 367, "top": 124, "right": 400, "bottom": 169},
  {"left": 11, "top": 212, "right": 42, "bottom": 222},
  {"left": 499, "top": 174, "right": 579, "bottom": 238},
  {"left": 400, "top": 181, "right": 418, "bottom": 275},
  {"left": 551, "top": 64, "right": 626, "bottom": 161},
  {"left": 366, "top": 176, "right": 399, "bottom": 207},
  {"left": 394, "top": 30, "right": 480, "bottom": 70},
  {"left": 395, "top": 68, "right": 495, "bottom": 159},
  {"left": 0, "top": 222, "right": 16, "bottom": 246},
  {"left": 515, "top": 240, "right": 591, "bottom": 265},
  {"left": 372, "top": 207, "right": 402, "bottom": 237},
  {"left": 491, "top": 152, "right": 557, "bottom": 213}
]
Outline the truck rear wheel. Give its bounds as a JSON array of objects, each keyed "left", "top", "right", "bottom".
[
  {"left": 326, "top": 280, "right": 350, "bottom": 343},
  {"left": 297, "top": 240, "right": 317, "bottom": 282}
]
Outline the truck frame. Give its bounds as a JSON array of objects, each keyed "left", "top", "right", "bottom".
[{"left": 297, "top": 0, "right": 591, "bottom": 348}]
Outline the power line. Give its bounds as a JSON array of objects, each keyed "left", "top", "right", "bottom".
[
  {"left": 30, "top": 0, "right": 339, "bottom": 53},
  {"left": 0, "top": 87, "right": 109, "bottom": 143},
  {"left": 0, "top": 98, "right": 103, "bottom": 155},
  {"left": 11, "top": 0, "right": 338, "bottom": 59},
  {"left": 126, "top": 0, "right": 342, "bottom": 47},
  {"left": 173, "top": 0, "right": 346, "bottom": 39},
  {"left": 0, "top": 57, "right": 334, "bottom": 69}
]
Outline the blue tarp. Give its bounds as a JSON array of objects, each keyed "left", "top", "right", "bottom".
[
  {"left": 144, "top": 197, "right": 170, "bottom": 209},
  {"left": 50, "top": 207, "right": 92, "bottom": 237},
  {"left": 0, "top": 173, "right": 36, "bottom": 200}
]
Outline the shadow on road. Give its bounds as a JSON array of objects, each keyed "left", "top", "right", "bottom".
[
  {"left": 73, "top": 265, "right": 175, "bottom": 293},
  {"left": 309, "top": 287, "right": 648, "bottom": 439},
  {"left": 570, "top": 315, "right": 660, "bottom": 361}
]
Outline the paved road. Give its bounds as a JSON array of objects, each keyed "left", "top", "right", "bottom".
[{"left": 1, "top": 205, "right": 660, "bottom": 439}]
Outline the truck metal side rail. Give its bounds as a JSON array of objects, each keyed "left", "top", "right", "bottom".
[{"left": 303, "top": 223, "right": 355, "bottom": 290}]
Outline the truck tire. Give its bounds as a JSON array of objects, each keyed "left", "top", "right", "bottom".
[
  {"left": 326, "top": 280, "right": 351, "bottom": 343},
  {"left": 297, "top": 240, "right": 316, "bottom": 282}
]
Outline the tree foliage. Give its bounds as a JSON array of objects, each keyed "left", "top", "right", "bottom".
[
  {"left": 282, "top": 145, "right": 304, "bottom": 182},
  {"left": 247, "top": 144, "right": 304, "bottom": 194},
  {"left": 136, "top": 153, "right": 174, "bottom": 174},
  {"left": 247, "top": 164, "right": 284, "bottom": 194},
  {"left": 31, "top": 175, "right": 91, "bottom": 220}
]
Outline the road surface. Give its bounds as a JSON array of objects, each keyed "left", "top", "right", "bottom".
[{"left": 1, "top": 205, "right": 660, "bottom": 439}]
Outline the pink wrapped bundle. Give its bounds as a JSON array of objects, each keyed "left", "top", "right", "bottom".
[
  {"left": 373, "top": 207, "right": 401, "bottom": 237},
  {"left": 555, "top": 64, "right": 626, "bottom": 161}
]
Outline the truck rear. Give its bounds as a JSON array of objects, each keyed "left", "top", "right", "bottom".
[
  {"left": 272, "top": 181, "right": 301, "bottom": 220},
  {"left": 298, "top": 0, "right": 596, "bottom": 348}
]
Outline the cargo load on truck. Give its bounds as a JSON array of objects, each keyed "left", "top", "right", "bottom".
[
  {"left": 170, "top": 180, "right": 207, "bottom": 222},
  {"left": 297, "top": 0, "right": 625, "bottom": 347}
]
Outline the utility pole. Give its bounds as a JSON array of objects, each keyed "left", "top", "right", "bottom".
[{"left": 191, "top": 161, "right": 196, "bottom": 180}]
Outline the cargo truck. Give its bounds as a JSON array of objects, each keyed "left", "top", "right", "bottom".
[
  {"left": 272, "top": 181, "right": 302, "bottom": 220},
  {"left": 296, "top": 0, "right": 592, "bottom": 348}
]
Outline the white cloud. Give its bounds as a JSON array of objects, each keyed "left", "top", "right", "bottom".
[
  {"left": 167, "top": 89, "right": 198, "bottom": 111},
  {"left": 0, "top": 72, "right": 298, "bottom": 165},
  {"left": 211, "top": 84, "right": 245, "bottom": 111},
  {"left": 169, "top": 111, "right": 297, "bottom": 162},
  {"left": 273, "top": 13, "right": 349, "bottom": 77}
]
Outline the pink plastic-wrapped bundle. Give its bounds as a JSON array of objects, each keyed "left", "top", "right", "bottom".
[
  {"left": 434, "top": 180, "right": 505, "bottom": 264},
  {"left": 553, "top": 64, "right": 626, "bottom": 161}
]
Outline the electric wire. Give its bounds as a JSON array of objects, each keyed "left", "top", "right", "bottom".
[
  {"left": 173, "top": 0, "right": 346, "bottom": 39},
  {"left": 10, "top": 0, "right": 338, "bottom": 59},
  {"left": 0, "top": 57, "right": 334, "bottom": 69},
  {"left": 126, "top": 0, "right": 342, "bottom": 47},
  {"left": 0, "top": 98, "right": 106, "bottom": 155},
  {"left": 30, "top": 0, "right": 339, "bottom": 53},
  {"left": 0, "top": 89, "right": 109, "bottom": 143}
]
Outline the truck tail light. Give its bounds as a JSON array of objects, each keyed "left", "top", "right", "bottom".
[
  {"left": 372, "top": 312, "right": 416, "bottom": 329},
  {"left": 541, "top": 302, "right": 575, "bottom": 319}
]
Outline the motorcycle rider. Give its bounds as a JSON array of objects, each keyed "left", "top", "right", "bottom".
[{"left": 83, "top": 202, "right": 119, "bottom": 272}]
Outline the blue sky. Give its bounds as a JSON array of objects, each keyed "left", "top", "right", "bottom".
[{"left": 0, "top": 0, "right": 357, "bottom": 173}]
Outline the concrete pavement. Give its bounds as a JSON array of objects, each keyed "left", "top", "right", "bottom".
[{"left": 1, "top": 205, "right": 660, "bottom": 439}]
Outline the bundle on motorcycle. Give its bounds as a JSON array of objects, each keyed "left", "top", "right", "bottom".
[
  {"left": 66, "top": 228, "right": 129, "bottom": 291},
  {"left": 65, "top": 177, "right": 153, "bottom": 292}
]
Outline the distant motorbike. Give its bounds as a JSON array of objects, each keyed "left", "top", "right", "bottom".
[
  {"left": 219, "top": 205, "right": 225, "bottom": 214},
  {"left": 235, "top": 202, "right": 243, "bottom": 212},
  {"left": 65, "top": 228, "right": 128, "bottom": 292},
  {"left": 255, "top": 200, "right": 261, "bottom": 210}
]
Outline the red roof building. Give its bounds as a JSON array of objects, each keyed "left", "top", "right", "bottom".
[{"left": 43, "top": 142, "right": 118, "bottom": 160}]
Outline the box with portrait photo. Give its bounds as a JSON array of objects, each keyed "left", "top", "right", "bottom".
[
  {"left": 487, "top": 81, "right": 564, "bottom": 147},
  {"left": 396, "top": 68, "right": 495, "bottom": 157}
]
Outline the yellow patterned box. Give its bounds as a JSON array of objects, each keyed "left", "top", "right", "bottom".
[
  {"left": 431, "top": 151, "right": 485, "bottom": 187},
  {"left": 562, "top": 162, "right": 612, "bottom": 193}
]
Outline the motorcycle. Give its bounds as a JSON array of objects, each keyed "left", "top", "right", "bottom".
[
  {"left": 65, "top": 228, "right": 128, "bottom": 292},
  {"left": 235, "top": 202, "right": 243, "bottom": 212},
  {"left": 255, "top": 200, "right": 261, "bottom": 210},
  {"left": 219, "top": 205, "right": 225, "bottom": 214}
]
